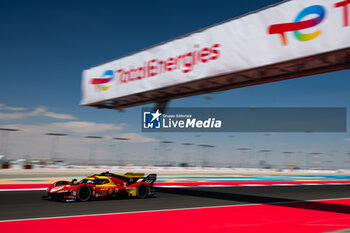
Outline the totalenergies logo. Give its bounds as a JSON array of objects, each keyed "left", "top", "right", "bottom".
[
  {"left": 89, "top": 44, "right": 221, "bottom": 90},
  {"left": 90, "top": 70, "right": 114, "bottom": 91},
  {"left": 268, "top": 5, "right": 326, "bottom": 46}
]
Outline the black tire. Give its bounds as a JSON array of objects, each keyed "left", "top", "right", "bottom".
[
  {"left": 77, "top": 185, "right": 92, "bottom": 202},
  {"left": 136, "top": 184, "right": 149, "bottom": 199}
]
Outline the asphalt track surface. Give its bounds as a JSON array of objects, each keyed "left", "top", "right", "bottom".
[{"left": 1, "top": 185, "right": 350, "bottom": 221}]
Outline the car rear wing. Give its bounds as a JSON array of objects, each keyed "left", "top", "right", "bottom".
[
  {"left": 143, "top": 174, "right": 157, "bottom": 184},
  {"left": 124, "top": 172, "right": 145, "bottom": 178}
]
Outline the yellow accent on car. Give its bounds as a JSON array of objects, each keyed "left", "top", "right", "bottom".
[
  {"left": 126, "top": 187, "right": 137, "bottom": 196},
  {"left": 123, "top": 172, "right": 145, "bottom": 178}
]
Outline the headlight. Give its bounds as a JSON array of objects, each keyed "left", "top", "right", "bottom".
[
  {"left": 51, "top": 186, "right": 64, "bottom": 192},
  {"left": 57, "top": 190, "right": 71, "bottom": 194}
]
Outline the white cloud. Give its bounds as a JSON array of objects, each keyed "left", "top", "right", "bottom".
[
  {"left": 345, "top": 138, "right": 350, "bottom": 142},
  {"left": 27, "top": 107, "right": 46, "bottom": 117},
  {"left": 43, "top": 112, "right": 76, "bottom": 120},
  {"left": 117, "top": 133, "right": 157, "bottom": 142},
  {"left": 0, "top": 103, "right": 26, "bottom": 111},
  {"left": 0, "top": 112, "right": 28, "bottom": 120},
  {"left": 0, "top": 121, "right": 124, "bottom": 135},
  {"left": 50, "top": 121, "right": 124, "bottom": 134},
  {"left": 0, "top": 107, "right": 76, "bottom": 120}
]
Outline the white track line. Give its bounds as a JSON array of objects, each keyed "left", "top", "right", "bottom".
[
  {"left": 238, "top": 184, "right": 266, "bottom": 187},
  {"left": 0, "top": 188, "right": 46, "bottom": 192},
  {"left": 272, "top": 184, "right": 295, "bottom": 186}
]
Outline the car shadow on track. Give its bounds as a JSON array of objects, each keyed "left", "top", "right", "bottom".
[
  {"left": 41, "top": 193, "right": 158, "bottom": 203},
  {"left": 156, "top": 187, "right": 350, "bottom": 215}
]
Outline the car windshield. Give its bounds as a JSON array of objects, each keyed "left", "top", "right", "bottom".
[
  {"left": 95, "top": 179, "right": 110, "bottom": 185},
  {"left": 77, "top": 178, "right": 110, "bottom": 185},
  {"left": 77, "top": 179, "right": 95, "bottom": 184}
]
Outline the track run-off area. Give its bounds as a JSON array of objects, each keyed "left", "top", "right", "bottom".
[
  {"left": 2, "top": 170, "right": 350, "bottom": 232},
  {"left": 1, "top": 185, "right": 350, "bottom": 232}
]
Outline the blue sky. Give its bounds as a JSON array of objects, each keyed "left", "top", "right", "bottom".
[{"left": 0, "top": 0, "right": 350, "bottom": 168}]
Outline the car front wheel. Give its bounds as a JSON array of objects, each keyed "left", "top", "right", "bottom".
[{"left": 77, "top": 185, "right": 92, "bottom": 202}]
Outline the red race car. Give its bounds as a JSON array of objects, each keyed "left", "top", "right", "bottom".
[{"left": 43, "top": 171, "right": 157, "bottom": 202}]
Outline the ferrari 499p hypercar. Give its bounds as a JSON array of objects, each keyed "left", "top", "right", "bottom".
[{"left": 42, "top": 171, "right": 157, "bottom": 202}]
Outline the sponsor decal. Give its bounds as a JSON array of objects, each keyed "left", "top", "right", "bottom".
[
  {"left": 268, "top": 1, "right": 350, "bottom": 46},
  {"left": 335, "top": 0, "right": 350, "bottom": 27},
  {"left": 90, "top": 70, "right": 114, "bottom": 92},
  {"left": 293, "top": 5, "right": 326, "bottom": 42},
  {"left": 89, "top": 44, "right": 220, "bottom": 90},
  {"left": 268, "top": 5, "right": 326, "bottom": 45}
]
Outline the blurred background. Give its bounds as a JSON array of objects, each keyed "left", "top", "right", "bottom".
[{"left": 0, "top": 0, "right": 349, "bottom": 171}]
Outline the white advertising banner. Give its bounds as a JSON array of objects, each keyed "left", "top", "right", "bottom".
[{"left": 81, "top": 0, "right": 350, "bottom": 105}]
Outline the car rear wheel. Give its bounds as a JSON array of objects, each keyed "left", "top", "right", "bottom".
[
  {"left": 136, "top": 184, "right": 149, "bottom": 199},
  {"left": 77, "top": 186, "right": 92, "bottom": 202}
]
